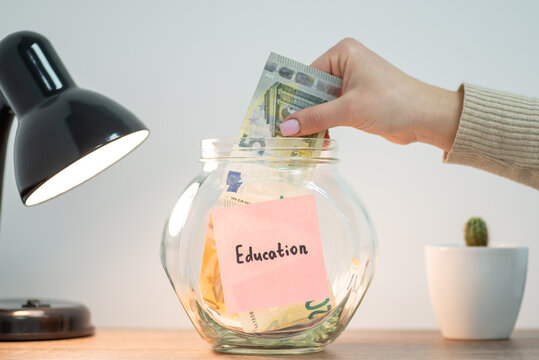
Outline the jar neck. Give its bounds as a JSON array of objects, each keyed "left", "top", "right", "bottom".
[{"left": 199, "top": 137, "right": 339, "bottom": 164}]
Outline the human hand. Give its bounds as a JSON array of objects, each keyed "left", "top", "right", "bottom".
[{"left": 279, "top": 38, "right": 463, "bottom": 152}]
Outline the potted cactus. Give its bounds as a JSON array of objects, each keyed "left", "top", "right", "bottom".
[
  {"left": 464, "top": 217, "right": 488, "bottom": 247},
  {"left": 425, "top": 217, "right": 528, "bottom": 340}
]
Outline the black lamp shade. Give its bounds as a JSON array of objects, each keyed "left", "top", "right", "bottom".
[
  {"left": 15, "top": 88, "right": 148, "bottom": 205},
  {"left": 0, "top": 31, "right": 148, "bottom": 205}
]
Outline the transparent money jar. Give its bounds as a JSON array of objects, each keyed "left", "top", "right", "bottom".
[{"left": 161, "top": 138, "right": 377, "bottom": 354}]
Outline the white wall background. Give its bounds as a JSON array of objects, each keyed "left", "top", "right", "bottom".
[{"left": 0, "top": 0, "right": 538, "bottom": 330}]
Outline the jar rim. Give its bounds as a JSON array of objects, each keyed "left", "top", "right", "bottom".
[{"left": 200, "top": 137, "right": 339, "bottom": 163}]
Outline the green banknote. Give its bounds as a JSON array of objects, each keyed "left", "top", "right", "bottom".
[
  {"left": 238, "top": 52, "right": 342, "bottom": 151},
  {"left": 220, "top": 52, "right": 343, "bottom": 206}
]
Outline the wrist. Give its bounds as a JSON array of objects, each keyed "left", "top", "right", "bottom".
[{"left": 414, "top": 83, "right": 463, "bottom": 152}]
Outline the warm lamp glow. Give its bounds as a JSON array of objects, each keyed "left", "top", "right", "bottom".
[{"left": 25, "top": 130, "right": 149, "bottom": 206}]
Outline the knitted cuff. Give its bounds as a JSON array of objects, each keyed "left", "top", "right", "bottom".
[{"left": 444, "top": 83, "right": 539, "bottom": 189}]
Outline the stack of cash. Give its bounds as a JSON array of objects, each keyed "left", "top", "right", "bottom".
[{"left": 198, "top": 53, "right": 342, "bottom": 333}]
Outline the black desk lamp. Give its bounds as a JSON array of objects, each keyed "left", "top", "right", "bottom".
[{"left": 0, "top": 31, "right": 149, "bottom": 340}]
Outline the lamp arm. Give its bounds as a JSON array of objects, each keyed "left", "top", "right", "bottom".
[{"left": 0, "top": 92, "right": 15, "bottom": 215}]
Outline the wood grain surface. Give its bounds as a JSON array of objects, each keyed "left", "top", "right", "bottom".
[{"left": 1, "top": 329, "right": 538, "bottom": 359}]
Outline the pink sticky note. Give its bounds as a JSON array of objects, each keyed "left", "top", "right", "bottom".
[{"left": 210, "top": 195, "right": 329, "bottom": 313}]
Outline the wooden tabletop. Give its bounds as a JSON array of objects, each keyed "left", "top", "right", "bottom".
[{"left": 1, "top": 329, "right": 538, "bottom": 359}]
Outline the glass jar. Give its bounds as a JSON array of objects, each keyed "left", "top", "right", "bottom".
[{"left": 161, "top": 137, "right": 377, "bottom": 354}]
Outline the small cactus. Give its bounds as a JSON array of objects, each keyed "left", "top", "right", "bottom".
[{"left": 464, "top": 217, "right": 488, "bottom": 246}]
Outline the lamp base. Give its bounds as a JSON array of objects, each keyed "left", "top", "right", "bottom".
[{"left": 0, "top": 298, "right": 94, "bottom": 341}]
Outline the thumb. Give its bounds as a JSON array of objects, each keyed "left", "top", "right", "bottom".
[{"left": 279, "top": 96, "right": 348, "bottom": 136}]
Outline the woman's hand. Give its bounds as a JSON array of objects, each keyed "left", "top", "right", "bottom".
[{"left": 279, "top": 38, "right": 463, "bottom": 152}]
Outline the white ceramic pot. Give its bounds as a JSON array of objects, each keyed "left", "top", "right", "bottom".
[{"left": 425, "top": 245, "right": 528, "bottom": 340}]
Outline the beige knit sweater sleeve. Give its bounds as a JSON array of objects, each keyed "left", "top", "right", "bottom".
[{"left": 444, "top": 83, "right": 539, "bottom": 189}]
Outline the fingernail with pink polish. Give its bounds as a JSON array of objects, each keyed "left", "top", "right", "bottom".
[{"left": 279, "top": 119, "right": 300, "bottom": 136}]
